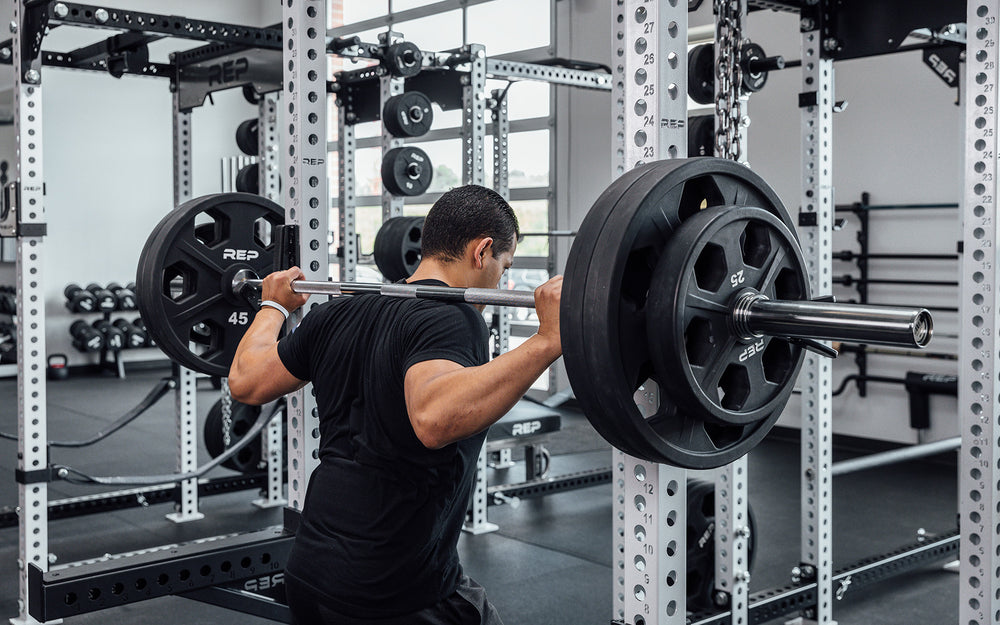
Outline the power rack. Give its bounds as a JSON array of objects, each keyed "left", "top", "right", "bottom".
[{"left": 5, "top": 1, "right": 981, "bottom": 625}]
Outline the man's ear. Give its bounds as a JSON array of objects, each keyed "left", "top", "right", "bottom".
[{"left": 472, "top": 237, "right": 493, "bottom": 268}]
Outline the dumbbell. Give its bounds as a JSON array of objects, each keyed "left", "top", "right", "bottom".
[
  {"left": 85, "top": 283, "right": 117, "bottom": 312},
  {"left": 91, "top": 319, "right": 125, "bottom": 352},
  {"left": 107, "top": 282, "right": 137, "bottom": 311},
  {"left": 132, "top": 317, "right": 154, "bottom": 347},
  {"left": 69, "top": 320, "right": 104, "bottom": 352},
  {"left": 0, "top": 287, "right": 14, "bottom": 315},
  {"left": 64, "top": 283, "right": 98, "bottom": 313},
  {"left": 113, "top": 318, "right": 147, "bottom": 349}
]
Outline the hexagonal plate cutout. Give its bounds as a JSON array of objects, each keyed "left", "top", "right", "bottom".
[
  {"left": 254, "top": 216, "right": 275, "bottom": 249},
  {"left": 194, "top": 210, "right": 229, "bottom": 248},
  {"left": 761, "top": 339, "right": 794, "bottom": 384},
  {"left": 694, "top": 242, "right": 727, "bottom": 292},
  {"left": 189, "top": 319, "right": 222, "bottom": 352},
  {"left": 163, "top": 261, "right": 197, "bottom": 302},
  {"left": 685, "top": 316, "right": 715, "bottom": 367},
  {"left": 718, "top": 364, "right": 750, "bottom": 410},
  {"left": 774, "top": 266, "right": 805, "bottom": 300},
  {"left": 740, "top": 221, "right": 771, "bottom": 268}
]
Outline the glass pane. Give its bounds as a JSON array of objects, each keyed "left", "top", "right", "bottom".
[
  {"left": 509, "top": 130, "right": 550, "bottom": 187},
  {"left": 391, "top": 0, "right": 440, "bottom": 11},
  {"left": 416, "top": 138, "right": 462, "bottom": 193},
  {"left": 511, "top": 200, "right": 550, "bottom": 257},
  {"left": 356, "top": 146, "right": 385, "bottom": 195},
  {"left": 342, "top": 0, "right": 389, "bottom": 23},
  {"left": 486, "top": 79, "right": 552, "bottom": 121},
  {"left": 395, "top": 10, "right": 464, "bottom": 51},
  {"left": 467, "top": 0, "right": 550, "bottom": 56}
]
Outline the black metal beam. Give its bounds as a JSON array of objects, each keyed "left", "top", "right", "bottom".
[
  {"left": 46, "top": 2, "right": 281, "bottom": 50},
  {"left": 0, "top": 473, "right": 268, "bottom": 529},
  {"left": 486, "top": 467, "right": 612, "bottom": 505},
  {"left": 180, "top": 585, "right": 292, "bottom": 623},
  {"left": 28, "top": 527, "right": 293, "bottom": 622},
  {"left": 687, "top": 529, "right": 959, "bottom": 625}
]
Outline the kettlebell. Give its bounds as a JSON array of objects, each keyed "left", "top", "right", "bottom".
[{"left": 47, "top": 353, "right": 69, "bottom": 381}]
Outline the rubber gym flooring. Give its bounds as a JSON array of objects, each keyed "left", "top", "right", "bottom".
[{"left": 0, "top": 368, "right": 959, "bottom": 624}]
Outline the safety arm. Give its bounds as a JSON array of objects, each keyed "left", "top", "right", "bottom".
[{"left": 404, "top": 333, "right": 562, "bottom": 449}]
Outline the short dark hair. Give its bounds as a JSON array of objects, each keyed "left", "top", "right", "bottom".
[{"left": 420, "top": 185, "right": 520, "bottom": 261}]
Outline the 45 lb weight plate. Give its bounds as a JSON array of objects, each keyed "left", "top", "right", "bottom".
[{"left": 135, "top": 193, "right": 283, "bottom": 378}]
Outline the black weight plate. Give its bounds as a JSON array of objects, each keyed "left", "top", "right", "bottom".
[
  {"left": 203, "top": 397, "right": 263, "bottom": 473},
  {"left": 135, "top": 193, "right": 284, "bottom": 377},
  {"left": 688, "top": 43, "right": 716, "bottom": 106},
  {"left": 235, "top": 118, "right": 259, "bottom": 156},
  {"left": 383, "top": 91, "right": 434, "bottom": 138},
  {"left": 686, "top": 479, "right": 757, "bottom": 610},
  {"left": 561, "top": 157, "right": 796, "bottom": 469},
  {"left": 235, "top": 163, "right": 259, "bottom": 194},
  {"left": 382, "top": 146, "right": 433, "bottom": 197},
  {"left": 741, "top": 42, "right": 769, "bottom": 93},
  {"left": 374, "top": 216, "right": 424, "bottom": 282},
  {"left": 688, "top": 115, "right": 715, "bottom": 158},
  {"left": 647, "top": 206, "right": 808, "bottom": 428},
  {"left": 383, "top": 41, "right": 423, "bottom": 78}
]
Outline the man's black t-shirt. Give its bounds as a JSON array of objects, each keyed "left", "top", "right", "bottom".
[{"left": 277, "top": 280, "right": 490, "bottom": 619}]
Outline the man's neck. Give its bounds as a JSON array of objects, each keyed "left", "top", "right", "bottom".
[{"left": 407, "top": 258, "right": 467, "bottom": 288}]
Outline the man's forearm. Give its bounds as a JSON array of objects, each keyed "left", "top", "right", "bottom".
[{"left": 408, "top": 334, "right": 561, "bottom": 448}]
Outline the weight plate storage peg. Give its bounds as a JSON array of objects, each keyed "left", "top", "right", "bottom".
[
  {"left": 382, "top": 91, "right": 434, "bottom": 138},
  {"left": 235, "top": 118, "right": 259, "bottom": 156},
  {"left": 560, "top": 157, "right": 804, "bottom": 469},
  {"left": 381, "top": 146, "right": 433, "bottom": 197},
  {"left": 374, "top": 216, "right": 424, "bottom": 282},
  {"left": 135, "top": 193, "right": 283, "bottom": 378}
]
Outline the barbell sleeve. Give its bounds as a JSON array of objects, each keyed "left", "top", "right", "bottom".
[
  {"left": 235, "top": 275, "right": 537, "bottom": 309},
  {"left": 734, "top": 295, "right": 932, "bottom": 349}
]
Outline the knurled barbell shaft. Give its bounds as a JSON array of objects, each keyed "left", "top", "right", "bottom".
[
  {"left": 236, "top": 276, "right": 537, "bottom": 308},
  {"left": 737, "top": 297, "right": 932, "bottom": 349}
]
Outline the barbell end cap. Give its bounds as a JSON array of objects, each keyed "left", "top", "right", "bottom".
[{"left": 912, "top": 309, "right": 933, "bottom": 348}]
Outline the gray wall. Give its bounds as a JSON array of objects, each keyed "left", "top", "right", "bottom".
[
  {"left": 556, "top": 3, "right": 960, "bottom": 444},
  {"left": 0, "top": 1, "right": 276, "bottom": 367}
]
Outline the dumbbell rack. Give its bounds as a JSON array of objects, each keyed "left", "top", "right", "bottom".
[{"left": 65, "top": 284, "right": 146, "bottom": 379}]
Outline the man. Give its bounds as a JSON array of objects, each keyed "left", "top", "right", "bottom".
[{"left": 228, "top": 184, "right": 563, "bottom": 625}]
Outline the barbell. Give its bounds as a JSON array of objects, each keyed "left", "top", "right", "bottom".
[{"left": 135, "top": 157, "right": 932, "bottom": 469}]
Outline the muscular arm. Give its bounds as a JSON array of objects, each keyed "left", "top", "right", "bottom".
[
  {"left": 404, "top": 276, "right": 563, "bottom": 449},
  {"left": 228, "top": 267, "right": 310, "bottom": 405}
]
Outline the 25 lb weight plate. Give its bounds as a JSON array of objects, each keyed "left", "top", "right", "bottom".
[
  {"left": 647, "top": 205, "right": 808, "bottom": 428},
  {"left": 381, "top": 146, "right": 433, "bottom": 197},
  {"left": 135, "top": 193, "right": 283, "bottom": 378},
  {"left": 382, "top": 91, "right": 434, "bottom": 138}
]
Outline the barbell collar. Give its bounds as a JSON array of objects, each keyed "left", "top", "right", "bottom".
[
  {"left": 739, "top": 295, "right": 933, "bottom": 349},
  {"left": 234, "top": 273, "right": 537, "bottom": 309}
]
